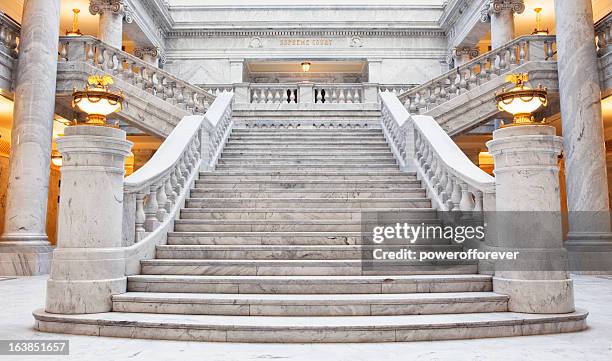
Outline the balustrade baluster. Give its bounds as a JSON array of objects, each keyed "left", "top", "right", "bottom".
[
  {"left": 316, "top": 89, "right": 323, "bottom": 103},
  {"left": 156, "top": 182, "right": 168, "bottom": 222},
  {"left": 519, "top": 41, "right": 526, "bottom": 64},
  {"left": 498, "top": 50, "right": 507, "bottom": 70},
  {"left": 451, "top": 181, "right": 462, "bottom": 211},
  {"left": 259, "top": 89, "right": 266, "bottom": 103},
  {"left": 509, "top": 45, "right": 518, "bottom": 67},
  {"left": 338, "top": 89, "right": 346, "bottom": 103},
  {"left": 186, "top": 90, "right": 195, "bottom": 111},
  {"left": 448, "top": 73, "right": 458, "bottom": 98},
  {"left": 59, "top": 43, "right": 67, "bottom": 62},
  {"left": 458, "top": 70, "right": 468, "bottom": 94},
  {"left": 459, "top": 183, "right": 475, "bottom": 212},
  {"left": 274, "top": 90, "right": 281, "bottom": 103},
  {"left": 478, "top": 61, "right": 488, "bottom": 84},
  {"left": 473, "top": 191, "right": 483, "bottom": 212},
  {"left": 85, "top": 43, "right": 95, "bottom": 63},
  {"left": 266, "top": 89, "right": 274, "bottom": 103},
  {"left": 165, "top": 176, "right": 175, "bottom": 213},
  {"left": 546, "top": 41, "right": 555, "bottom": 60},
  {"left": 346, "top": 89, "right": 353, "bottom": 104},
  {"left": 409, "top": 95, "right": 417, "bottom": 113},
  {"left": 282, "top": 89, "right": 289, "bottom": 103},
  {"left": 251, "top": 89, "right": 259, "bottom": 103},
  {"left": 438, "top": 81, "right": 448, "bottom": 102},
  {"left": 289, "top": 89, "right": 296, "bottom": 103},
  {"left": 353, "top": 89, "right": 360, "bottom": 103},
  {"left": 135, "top": 192, "right": 146, "bottom": 241},
  {"left": 331, "top": 89, "right": 338, "bottom": 103},
  {"left": 143, "top": 186, "right": 159, "bottom": 232},
  {"left": 155, "top": 75, "right": 165, "bottom": 99}
]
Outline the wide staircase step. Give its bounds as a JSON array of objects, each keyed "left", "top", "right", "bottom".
[{"left": 36, "top": 127, "right": 587, "bottom": 342}]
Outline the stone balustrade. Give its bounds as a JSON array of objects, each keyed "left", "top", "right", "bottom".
[
  {"left": 596, "top": 11, "right": 612, "bottom": 56},
  {"left": 379, "top": 84, "right": 418, "bottom": 95},
  {"left": 122, "top": 92, "right": 233, "bottom": 274},
  {"left": 0, "top": 12, "right": 19, "bottom": 92},
  {"left": 398, "top": 35, "right": 557, "bottom": 114},
  {"left": 0, "top": 12, "right": 19, "bottom": 57},
  {"left": 314, "top": 84, "right": 363, "bottom": 104},
  {"left": 201, "top": 84, "right": 235, "bottom": 96},
  {"left": 380, "top": 91, "right": 495, "bottom": 212},
  {"left": 58, "top": 36, "right": 216, "bottom": 113},
  {"left": 249, "top": 84, "right": 299, "bottom": 104}
]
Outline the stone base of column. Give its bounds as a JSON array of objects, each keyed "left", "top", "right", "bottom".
[
  {"left": 0, "top": 235, "right": 53, "bottom": 276},
  {"left": 46, "top": 248, "right": 126, "bottom": 314},
  {"left": 566, "top": 233, "right": 612, "bottom": 274},
  {"left": 493, "top": 277, "right": 575, "bottom": 313}
]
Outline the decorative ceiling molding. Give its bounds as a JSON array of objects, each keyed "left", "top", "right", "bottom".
[{"left": 166, "top": 28, "right": 446, "bottom": 38}]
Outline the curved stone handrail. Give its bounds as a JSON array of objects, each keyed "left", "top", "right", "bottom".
[
  {"left": 381, "top": 91, "right": 495, "bottom": 212},
  {"left": 122, "top": 92, "right": 234, "bottom": 274},
  {"left": 397, "top": 35, "right": 557, "bottom": 113},
  {"left": 596, "top": 11, "right": 612, "bottom": 56},
  {"left": 58, "top": 35, "right": 216, "bottom": 112}
]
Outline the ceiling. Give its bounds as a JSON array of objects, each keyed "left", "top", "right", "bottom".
[{"left": 168, "top": 0, "right": 444, "bottom": 5}]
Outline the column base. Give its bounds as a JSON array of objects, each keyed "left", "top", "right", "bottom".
[
  {"left": 493, "top": 277, "right": 575, "bottom": 313},
  {"left": 0, "top": 233, "right": 53, "bottom": 276},
  {"left": 46, "top": 278, "right": 126, "bottom": 314},
  {"left": 565, "top": 232, "right": 612, "bottom": 274}
]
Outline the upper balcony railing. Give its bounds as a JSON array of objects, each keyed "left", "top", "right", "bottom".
[
  {"left": 397, "top": 35, "right": 557, "bottom": 114},
  {"left": 596, "top": 11, "right": 612, "bottom": 56},
  {"left": 58, "top": 36, "right": 216, "bottom": 114},
  {"left": 0, "top": 12, "right": 19, "bottom": 58}
]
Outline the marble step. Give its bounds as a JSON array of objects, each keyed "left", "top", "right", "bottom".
[
  {"left": 166, "top": 231, "right": 453, "bottom": 245},
  {"left": 33, "top": 309, "right": 589, "bottom": 343},
  {"left": 111, "top": 292, "right": 509, "bottom": 317},
  {"left": 126, "top": 274, "right": 494, "bottom": 294},
  {"left": 179, "top": 208, "right": 438, "bottom": 221},
  {"left": 193, "top": 179, "right": 422, "bottom": 190},
  {"left": 155, "top": 244, "right": 462, "bottom": 260},
  {"left": 184, "top": 198, "right": 431, "bottom": 209},
  {"left": 226, "top": 140, "right": 389, "bottom": 146},
  {"left": 139, "top": 259, "right": 478, "bottom": 276},
  {"left": 231, "top": 129, "right": 383, "bottom": 135},
  {"left": 197, "top": 174, "right": 413, "bottom": 182},
  {"left": 35, "top": 307, "right": 589, "bottom": 343},
  {"left": 218, "top": 156, "right": 396, "bottom": 163},
  {"left": 187, "top": 189, "right": 427, "bottom": 199},
  {"left": 223, "top": 146, "right": 392, "bottom": 152},
  {"left": 228, "top": 136, "right": 385, "bottom": 141},
  {"left": 221, "top": 150, "right": 394, "bottom": 157},
  {"left": 172, "top": 219, "right": 438, "bottom": 232},
  {"left": 214, "top": 164, "right": 400, "bottom": 171}
]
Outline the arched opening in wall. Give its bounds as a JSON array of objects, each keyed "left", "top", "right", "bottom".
[{"left": 245, "top": 60, "right": 367, "bottom": 83}]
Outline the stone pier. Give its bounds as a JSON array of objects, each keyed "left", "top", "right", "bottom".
[
  {"left": 555, "top": 0, "right": 612, "bottom": 272},
  {"left": 487, "top": 125, "right": 574, "bottom": 313},
  {"left": 46, "top": 126, "right": 132, "bottom": 314},
  {"left": 0, "top": 0, "right": 60, "bottom": 276}
]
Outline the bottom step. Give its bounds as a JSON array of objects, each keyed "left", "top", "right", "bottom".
[{"left": 33, "top": 309, "right": 588, "bottom": 343}]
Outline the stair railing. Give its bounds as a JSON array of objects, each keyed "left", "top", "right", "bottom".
[
  {"left": 397, "top": 35, "right": 557, "bottom": 114},
  {"left": 596, "top": 11, "right": 612, "bottom": 56},
  {"left": 381, "top": 91, "right": 495, "bottom": 212},
  {"left": 58, "top": 36, "right": 216, "bottom": 113},
  {"left": 122, "top": 92, "right": 234, "bottom": 274}
]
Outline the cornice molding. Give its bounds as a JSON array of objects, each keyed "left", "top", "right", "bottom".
[
  {"left": 168, "top": 4, "right": 444, "bottom": 11},
  {"left": 166, "top": 28, "right": 446, "bottom": 38}
]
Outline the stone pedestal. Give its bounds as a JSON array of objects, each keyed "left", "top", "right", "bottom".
[
  {"left": 298, "top": 82, "right": 315, "bottom": 104},
  {"left": 46, "top": 126, "right": 132, "bottom": 314},
  {"left": 486, "top": 125, "right": 574, "bottom": 314},
  {"left": 555, "top": 0, "right": 612, "bottom": 272},
  {"left": 0, "top": 0, "right": 60, "bottom": 276}
]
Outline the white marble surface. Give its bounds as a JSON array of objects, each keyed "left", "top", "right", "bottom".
[{"left": 1, "top": 275, "right": 611, "bottom": 359}]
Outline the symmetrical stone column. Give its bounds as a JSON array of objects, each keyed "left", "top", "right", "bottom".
[
  {"left": 487, "top": 125, "right": 574, "bottom": 313},
  {"left": 0, "top": 0, "right": 60, "bottom": 276},
  {"left": 555, "top": 0, "right": 612, "bottom": 272},
  {"left": 89, "top": 0, "right": 133, "bottom": 49},
  {"left": 46, "top": 126, "right": 132, "bottom": 314},
  {"left": 134, "top": 47, "right": 161, "bottom": 67}
]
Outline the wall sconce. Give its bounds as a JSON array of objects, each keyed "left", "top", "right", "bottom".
[
  {"left": 72, "top": 75, "right": 124, "bottom": 126},
  {"left": 495, "top": 73, "right": 548, "bottom": 126},
  {"left": 531, "top": 8, "right": 549, "bottom": 35},
  {"left": 301, "top": 61, "right": 311, "bottom": 72},
  {"left": 66, "top": 8, "right": 83, "bottom": 37}
]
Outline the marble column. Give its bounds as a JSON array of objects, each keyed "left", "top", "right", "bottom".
[
  {"left": 0, "top": 0, "right": 60, "bottom": 276},
  {"left": 46, "top": 125, "right": 132, "bottom": 314},
  {"left": 134, "top": 47, "right": 160, "bottom": 67},
  {"left": 555, "top": 0, "right": 612, "bottom": 272},
  {"left": 89, "top": 0, "right": 133, "bottom": 49},
  {"left": 487, "top": 125, "right": 574, "bottom": 313}
]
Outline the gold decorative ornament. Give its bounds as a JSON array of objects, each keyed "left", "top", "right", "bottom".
[
  {"left": 495, "top": 73, "right": 548, "bottom": 126},
  {"left": 531, "top": 8, "right": 549, "bottom": 35},
  {"left": 72, "top": 75, "right": 124, "bottom": 126},
  {"left": 66, "top": 8, "right": 83, "bottom": 37},
  {"left": 301, "top": 61, "right": 311, "bottom": 72}
]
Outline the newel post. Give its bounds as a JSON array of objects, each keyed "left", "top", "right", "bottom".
[
  {"left": 486, "top": 125, "right": 574, "bottom": 313},
  {"left": 46, "top": 126, "right": 133, "bottom": 314}
]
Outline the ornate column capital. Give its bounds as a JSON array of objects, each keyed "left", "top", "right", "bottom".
[
  {"left": 452, "top": 46, "right": 480, "bottom": 59},
  {"left": 480, "top": 0, "right": 525, "bottom": 23},
  {"left": 134, "top": 46, "right": 160, "bottom": 59},
  {"left": 89, "top": 0, "right": 133, "bottom": 23}
]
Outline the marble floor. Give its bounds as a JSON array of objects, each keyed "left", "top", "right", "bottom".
[{"left": 1, "top": 275, "right": 611, "bottom": 361}]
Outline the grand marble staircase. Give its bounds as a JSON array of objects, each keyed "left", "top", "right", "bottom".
[{"left": 32, "top": 127, "right": 584, "bottom": 342}]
